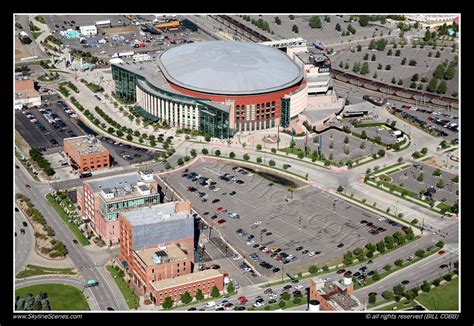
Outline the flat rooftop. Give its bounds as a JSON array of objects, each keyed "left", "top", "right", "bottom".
[
  {"left": 121, "top": 202, "right": 189, "bottom": 226},
  {"left": 87, "top": 172, "right": 143, "bottom": 193},
  {"left": 135, "top": 244, "right": 187, "bottom": 266},
  {"left": 64, "top": 135, "right": 109, "bottom": 156},
  {"left": 330, "top": 293, "right": 363, "bottom": 311},
  {"left": 150, "top": 269, "right": 222, "bottom": 291},
  {"left": 15, "top": 79, "right": 40, "bottom": 100}
]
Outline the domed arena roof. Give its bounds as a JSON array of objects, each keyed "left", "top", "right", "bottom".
[{"left": 158, "top": 41, "right": 304, "bottom": 95}]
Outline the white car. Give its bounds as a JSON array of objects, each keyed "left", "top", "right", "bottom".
[
  {"left": 287, "top": 254, "right": 295, "bottom": 260},
  {"left": 268, "top": 293, "right": 278, "bottom": 300},
  {"left": 213, "top": 187, "right": 220, "bottom": 192},
  {"left": 233, "top": 254, "right": 241, "bottom": 261},
  {"left": 253, "top": 301, "right": 265, "bottom": 307},
  {"left": 246, "top": 240, "right": 254, "bottom": 245},
  {"left": 308, "top": 252, "right": 315, "bottom": 257},
  {"left": 294, "top": 285, "right": 304, "bottom": 290},
  {"left": 254, "top": 221, "right": 262, "bottom": 225}
]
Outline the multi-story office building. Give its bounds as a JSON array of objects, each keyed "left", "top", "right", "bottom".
[
  {"left": 63, "top": 135, "right": 110, "bottom": 173},
  {"left": 118, "top": 201, "right": 195, "bottom": 293},
  {"left": 78, "top": 171, "right": 160, "bottom": 244}
]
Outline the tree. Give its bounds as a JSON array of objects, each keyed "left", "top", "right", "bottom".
[
  {"left": 339, "top": 61, "right": 344, "bottom": 68},
  {"left": 387, "top": 49, "right": 393, "bottom": 56},
  {"left": 382, "top": 290, "right": 393, "bottom": 300},
  {"left": 435, "top": 51, "right": 441, "bottom": 58},
  {"left": 177, "top": 158, "right": 184, "bottom": 166},
  {"left": 344, "top": 136, "right": 349, "bottom": 144},
  {"left": 292, "top": 25, "right": 299, "bottom": 34},
  {"left": 368, "top": 293, "right": 377, "bottom": 304},
  {"left": 385, "top": 64, "right": 391, "bottom": 70},
  {"left": 377, "top": 63, "right": 382, "bottom": 70},
  {"left": 372, "top": 271, "right": 380, "bottom": 281},
  {"left": 275, "top": 16, "right": 281, "bottom": 25},
  {"left": 256, "top": 157, "right": 262, "bottom": 163},
  {"left": 268, "top": 160, "right": 276, "bottom": 167},
  {"left": 126, "top": 134, "right": 133, "bottom": 141},
  {"left": 227, "top": 282, "right": 235, "bottom": 294},
  {"left": 201, "top": 148, "right": 209, "bottom": 155},
  {"left": 180, "top": 291, "right": 192, "bottom": 304},
  {"left": 361, "top": 62, "right": 369, "bottom": 75},
  {"left": 278, "top": 301, "right": 286, "bottom": 308},
  {"left": 408, "top": 59, "right": 417, "bottom": 66},
  {"left": 281, "top": 292, "right": 291, "bottom": 301},
  {"left": 391, "top": 76, "right": 397, "bottom": 84},
  {"left": 229, "top": 152, "right": 235, "bottom": 159},
  {"left": 335, "top": 23, "right": 341, "bottom": 31},
  {"left": 195, "top": 289, "right": 204, "bottom": 301},
  {"left": 309, "top": 16, "right": 322, "bottom": 29},
  {"left": 214, "top": 149, "right": 221, "bottom": 157},
  {"left": 373, "top": 72, "right": 378, "bottom": 79},
  {"left": 383, "top": 264, "right": 392, "bottom": 271},
  {"left": 337, "top": 185, "right": 344, "bottom": 193},
  {"left": 417, "top": 173, "right": 424, "bottom": 182},
  {"left": 401, "top": 57, "right": 407, "bottom": 65},
  {"left": 415, "top": 249, "right": 425, "bottom": 258},
  {"left": 211, "top": 285, "right": 220, "bottom": 298},
  {"left": 437, "top": 179, "right": 445, "bottom": 188},
  {"left": 421, "top": 281, "right": 431, "bottom": 293},
  {"left": 357, "top": 44, "right": 362, "bottom": 52},
  {"left": 377, "top": 240, "right": 386, "bottom": 253},
  {"left": 436, "top": 80, "right": 447, "bottom": 94},
  {"left": 395, "top": 49, "right": 401, "bottom": 56},
  {"left": 204, "top": 134, "right": 211, "bottom": 142},
  {"left": 433, "top": 168, "right": 442, "bottom": 176},
  {"left": 444, "top": 64, "right": 456, "bottom": 80},
  {"left": 308, "top": 265, "right": 319, "bottom": 275},
  {"left": 433, "top": 64, "right": 445, "bottom": 79},
  {"left": 363, "top": 53, "right": 369, "bottom": 60},
  {"left": 162, "top": 296, "right": 173, "bottom": 309},
  {"left": 427, "top": 78, "right": 438, "bottom": 92},
  {"left": 243, "top": 153, "right": 250, "bottom": 161},
  {"left": 347, "top": 24, "right": 356, "bottom": 34},
  {"left": 377, "top": 149, "right": 385, "bottom": 157},
  {"left": 394, "top": 259, "right": 403, "bottom": 267},
  {"left": 256, "top": 144, "right": 262, "bottom": 150},
  {"left": 398, "top": 79, "right": 403, "bottom": 86},
  {"left": 393, "top": 284, "right": 405, "bottom": 296},
  {"left": 345, "top": 62, "right": 349, "bottom": 69},
  {"left": 190, "top": 149, "right": 197, "bottom": 157}
]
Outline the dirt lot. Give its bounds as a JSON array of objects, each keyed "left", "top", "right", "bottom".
[
  {"left": 103, "top": 25, "right": 137, "bottom": 35},
  {"left": 15, "top": 38, "right": 32, "bottom": 60}
]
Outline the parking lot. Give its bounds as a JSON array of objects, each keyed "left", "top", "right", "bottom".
[
  {"left": 15, "top": 95, "right": 84, "bottom": 154},
  {"left": 333, "top": 45, "right": 459, "bottom": 96},
  {"left": 388, "top": 105, "right": 458, "bottom": 141},
  {"left": 389, "top": 163, "right": 458, "bottom": 206},
  {"left": 233, "top": 15, "right": 393, "bottom": 47},
  {"left": 43, "top": 15, "right": 214, "bottom": 58},
  {"left": 294, "top": 129, "right": 385, "bottom": 164},
  {"left": 15, "top": 95, "right": 160, "bottom": 166},
  {"left": 163, "top": 159, "right": 402, "bottom": 278}
]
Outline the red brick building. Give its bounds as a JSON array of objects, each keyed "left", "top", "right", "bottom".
[
  {"left": 63, "top": 135, "right": 110, "bottom": 173},
  {"left": 77, "top": 171, "right": 159, "bottom": 244},
  {"left": 119, "top": 201, "right": 195, "bottom": 294},
  {"left": 308, "top": 277, "right": 366, "bottom": 311},
  {"left": 149, "top": 269, "right": 224, "bottom": 306}
]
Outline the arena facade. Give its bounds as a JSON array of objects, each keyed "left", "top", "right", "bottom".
[{"left": 112, "top": 40, "right": 327, "bottom": 138}]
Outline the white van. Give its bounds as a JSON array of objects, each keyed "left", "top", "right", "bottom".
[{"left": 205, "top": 301, "right": 216, "bottom": 308}]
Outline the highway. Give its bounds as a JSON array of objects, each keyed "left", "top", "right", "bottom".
[{"left": 15, "top": 160, "right": 128, "bottom": 311}]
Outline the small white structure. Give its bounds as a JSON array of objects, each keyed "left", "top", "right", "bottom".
[
  {"left": 79, "top": 25, "right": 98, "bottom": 37},
  {"left": 308, "top": 300, "right": 321, "bottom": 312},
  {"left": 133, "top": 53, "right": 152, "bottom": 62}
]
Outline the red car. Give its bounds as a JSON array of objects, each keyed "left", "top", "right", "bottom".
[
  {"left": 336, "top": 269, "right": 346, "bottom": 274},
  {"left": 216, "top": 207, "right": 224, "bottom": 211},
  {"left": 238, "top": 296, "right": 248, "bottom": 304},
  {"left": 402, "top": 105, "right": 412, "bottom": 109},
  {"left": 217, "top": 219, "right": 226, "bottom": 224},
  {"left": 370, "top": 225, "right": 377, "bottom": 229},
  {"left": 264, "top": 249, "right": 272, "bottom": 254},
  {"left": 438, "top": 250, "right": 445, "bottom": 255},
  {"left": 275, "top": 256, "right": 282, "bottom": 261}
]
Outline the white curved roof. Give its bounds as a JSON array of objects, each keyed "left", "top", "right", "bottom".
[{"left": 158, "top": 41, "right": 304, "bottom": 95}]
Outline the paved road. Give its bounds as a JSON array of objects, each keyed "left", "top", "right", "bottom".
[
  {"left": 174, "top": 218, "right": 458, "bottom": 311},
  {"left": 15, "top": 276, "right": 101, "bottom": 311},
  {"left": 16, "top": 15, "right": 47, "bottom": 61},
  {"left": 15, "top": 160, "right": 128, "bottom": 311},
  {"left": 14, "top": 210, "right": 35, "bottom": 273}
]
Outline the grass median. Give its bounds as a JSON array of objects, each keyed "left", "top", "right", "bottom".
[
  {"left": 46, "top": 194, "right": 90, "bottom": 246},
  {"left": 106, "top": 265, "right": 140, "bottom": 310},
  {"left": 16, "top": 264, "right": 76, "bottom": 279},
  {"left": 416, "top": 277, "right": 458, "bottom": 310}
]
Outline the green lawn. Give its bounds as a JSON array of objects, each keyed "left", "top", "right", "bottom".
[
  {"left": 31, "top": 31, "right": 42, "bottom": 40},
  {"left": 106, "top": 265, "right": 140, "bottom": 309},
  {"left": 253, "top": 297, "right": 308, "bottom": 311},
  {"left": 16, "top": 264, "right": 76, "bottom": 279},
  {"left": 16, "top": 283, "right": 90, "bottom": 311},
  {"left": 46, "top": 194, "right": 90, "bottom": 246},
  {"left": 373, "top": 300, "right": 416, "bottom": 311},
  {"left": 416, "top": 277, "right": 458, "bottom": 311},
  {"left": 436, "top": 202, "right": 451, "bottom": 210}
]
